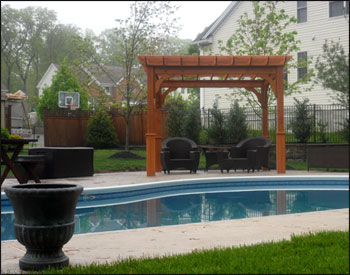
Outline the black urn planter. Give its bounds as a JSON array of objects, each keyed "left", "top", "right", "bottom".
[{"left": 4, "top": 183, "right": 83, "bottom": 271}]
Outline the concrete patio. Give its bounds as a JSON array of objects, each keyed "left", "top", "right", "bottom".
[{"left": 1, "top": 170, "right": 349, "bottom": 273}]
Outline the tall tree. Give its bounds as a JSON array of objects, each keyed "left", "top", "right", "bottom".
[
  {"left": 315, "top": 40, "right": 349, "bottom": 109},
  {"left": 217, "top": 1, "right": 314, "bottom": 115},
  {"left": 1, "top": 5, "right": 23, "bottom": 91},
  {"left": 113, "top": 1, "right": 180, "bottom": 151},
  {"left": 14, "top": 6, "right": 57, "bottom": 94}
]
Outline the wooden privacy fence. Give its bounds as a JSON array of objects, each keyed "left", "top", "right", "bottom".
[{"left": 43, "top": 109, "right": 169, "bottom": 147}]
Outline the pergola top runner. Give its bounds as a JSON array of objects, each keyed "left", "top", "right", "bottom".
[{"left": 138, "top": 55, "right": 292, "bottom": 176}]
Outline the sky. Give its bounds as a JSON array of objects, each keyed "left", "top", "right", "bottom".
[{"left": 1, "top": 1, "right": 231, "bottom": 40}]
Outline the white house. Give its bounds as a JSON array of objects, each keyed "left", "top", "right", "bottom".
[{"left": 192, "top": 1, "right": 349, "bottom": 110}]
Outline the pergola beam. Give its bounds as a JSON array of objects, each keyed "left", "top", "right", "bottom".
[{"left": 161, "top": 80, "right": 266, "bottom": 88}]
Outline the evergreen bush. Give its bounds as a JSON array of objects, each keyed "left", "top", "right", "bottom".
[
  {"left": 289, "top": 98, "right": 313, "bottom": 143},
  {"left": 207, "top": 106, "right": 226, "bottom": 144},
  {"left": 225, "top": 101, "right": 248, "bottom": 144},
  {"left": 183, "top": 101, "right": 201, "bottom": 144},
  {"left": 86, "top": 110, "right": 119, "bottom": 149},
  {"left": 199, "top": 129, "right": 209, "bottom": 145},
  {"left": 165, "top": 99, "right": 187, "bottom": 137}
]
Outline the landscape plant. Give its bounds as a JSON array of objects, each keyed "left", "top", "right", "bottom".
[
  {"left": 225, "top": 101, "right": 248, "bottom": 144},
  {"left": 86, "top": 109, "right": 119, "bottom": 149},
  {"left": 183, "top": 100, "right": 201, "bottom": 144},
  {"left": 289, "top": 98, "right": 313, "bottom": 143},
  {"left": 207, "top": 106, "right": 226, "bottom": 144}
]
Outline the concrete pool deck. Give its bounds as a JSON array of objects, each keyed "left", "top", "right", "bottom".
[{"left": 1, "top": 170, "right": 349, "bottom": 273}]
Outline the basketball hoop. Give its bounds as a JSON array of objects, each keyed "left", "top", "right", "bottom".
[{"left": 68, "top": 104, "right": 78, "bottom": 111}]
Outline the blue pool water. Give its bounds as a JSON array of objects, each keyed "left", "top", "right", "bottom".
[{"left": 1, "top": 176, "right": 349, "bottom": 241}]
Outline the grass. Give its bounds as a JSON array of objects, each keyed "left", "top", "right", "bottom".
[
  {"left": 28, "top": 230, "right": 349, "bottom": 274},
  {"left": 2, "top": 149, "right": 348, "bottom": 177}
]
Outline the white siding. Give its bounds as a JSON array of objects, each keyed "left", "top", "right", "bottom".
[
  {"left": 201, "top": 1, "right": 349, "bottom": 109},
  {"left": 37, "top": 64, "right": 58, "bottom": 97}
]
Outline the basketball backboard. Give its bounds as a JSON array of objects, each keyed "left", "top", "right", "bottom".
[{"left": 58, "top": 91, "right": 80, "bottom": 109}]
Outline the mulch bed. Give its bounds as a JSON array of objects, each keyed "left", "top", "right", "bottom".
[{"left": 108, "top": 151, "right": 145, "bottom": 160}]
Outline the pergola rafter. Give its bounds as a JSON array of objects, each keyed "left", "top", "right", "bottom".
[{"left": 138, "top": 55, "right": 292, "bottom": 176}]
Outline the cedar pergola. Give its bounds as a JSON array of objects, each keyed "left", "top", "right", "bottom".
[{"left": 138, "top": 55, "right": 292, "bottom": 176}]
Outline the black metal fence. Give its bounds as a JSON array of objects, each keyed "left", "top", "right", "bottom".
[{"left": 201, "top": 104, "right": 349, "bottom": 143}]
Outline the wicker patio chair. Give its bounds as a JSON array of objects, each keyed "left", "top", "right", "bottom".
[
  {"left": 160, "top": 137, "right": 200, "bottom": 174},
  {"left": 218, "top": 136, "right": 272, "bottom": 173}
]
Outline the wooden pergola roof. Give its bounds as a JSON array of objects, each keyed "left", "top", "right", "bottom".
[{"left": 138, "top": 55, "right": 292, "bottom": 176}]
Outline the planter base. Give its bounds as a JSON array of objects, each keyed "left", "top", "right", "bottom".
[{"left": 20, "top": 248, "right": 69, "bottom": 271}]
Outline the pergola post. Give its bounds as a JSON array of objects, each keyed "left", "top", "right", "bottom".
[
  {"left": 155, "top": 105, "right": 162, "bottom": 172},
  {"left": 275, "top": 66, "right": 286, "bottom": 174},
  {"left": 261, "top": 86, "right": 269, "bottom": 138},
  {"left": 146, "top": 67, "right": 156, "bottom": 176}
]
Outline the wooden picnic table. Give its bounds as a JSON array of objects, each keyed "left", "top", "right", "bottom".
[{"left": 1, "top": 138, "right": 38, "bottom": 185}]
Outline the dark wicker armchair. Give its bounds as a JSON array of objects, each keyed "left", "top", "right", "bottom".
[
  {"left": 218, "top": 136, "right": 272, "bottom": 173},
  {"left": 160, "top": 137, "right": 200, "bottom": 174}
]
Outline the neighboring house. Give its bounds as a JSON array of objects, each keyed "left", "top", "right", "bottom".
[
  {"left": 1, "top": 83, "right": 9, "bottom": 128},
  {"left": 37, "top": 63, "right": 125, "bottom": 107},
  {"left": 192, "top": 1, "right": 349, "bottom": 110}
]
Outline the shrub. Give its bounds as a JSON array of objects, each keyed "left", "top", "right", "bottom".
[
  {"left": 183, "top": 101, "right": 201, "bottom": 144},
  {"left": 199, "top": 129, "right": 209, "bottom": 145},
  {"left": 166, "top": 100, "right": 187, "bottom": 137},
  {"left": 290, "top": 98, "right": 313, "bottom": 143},
  {"left": 207, "top": 106, "right": 226, "bottom": 144},
  {"left": 1, "top": 127, "right": 10, "bottom": 139},
  {"left": 316, "top": 120, "right": 328, "bottom": 143},
  {"left": 86, "top": 110, "right": 119, "bottom": 149},
  {"left": 339, "top": 118, "right": 349, "bottom": 143},
  {"left": 225, "top": 101, "right": 248, "bottom": 144}
]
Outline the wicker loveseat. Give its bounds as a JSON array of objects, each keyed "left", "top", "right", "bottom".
[
  {"left": 160, "top": 137, "right": 200, "bottom": 174},
  {"left": 218, "top": 136, "right": 272, "bottom": 173}
]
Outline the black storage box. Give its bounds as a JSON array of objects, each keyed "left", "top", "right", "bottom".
[{"left": 29, "top": 147, "right": 94, "bottom": 178}]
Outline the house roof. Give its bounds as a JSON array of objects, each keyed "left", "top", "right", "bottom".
[
  {"left": 36, "top": 63, "right": 59, "bottom": 89},
  {"left": 37, "top": 63, "right": 124, "bottom": 91},
  {"left": 88, "top": 64, "right": 124, "bottom": 86},
  {"left": 192, "top": 1, "right": 239, "bottom": 45}
]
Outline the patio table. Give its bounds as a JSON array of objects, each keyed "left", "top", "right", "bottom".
[
  {"left": 199, "top": 145, "right": 232, "bottom": 171},
  {"left": 0, "top": 138, "right": 38, "bottom": 185}
]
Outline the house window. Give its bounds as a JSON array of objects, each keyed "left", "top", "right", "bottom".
[
  {"left": 297, "top": 1, "right": 307, "bottom": 23},
  {"left": 105, "top": 86, "right": 111, "bottom": 95},
  {"left": 329, "top": 1, "right": 349, "bottom": 17},
  {"left": 283, "top": 67, "right": 288, "bottom": 90},
  {"left": 297, "top": 52, "right": 308, "bottom": 80}
]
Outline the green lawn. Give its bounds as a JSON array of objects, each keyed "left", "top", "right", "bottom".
[
  {"left": 2, "top": 149, "right": 348, "bottom": 177},
  {"left": 29, "top": 230, "right": 349, "bottom": 274}
]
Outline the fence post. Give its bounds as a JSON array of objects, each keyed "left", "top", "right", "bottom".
[
  {"left": 207, "top": 108, "right": 210, "bottom": 128},
  {"left": 313, "top": 104, "right": 316, "bottom": 143}
]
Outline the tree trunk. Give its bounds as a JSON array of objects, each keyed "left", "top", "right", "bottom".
[{"left": 124, "top": 119, "right": 130, "bottom": 152}]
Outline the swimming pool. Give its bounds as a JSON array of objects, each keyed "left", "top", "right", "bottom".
[{"left": 1, "top": 176, "right": 349, "bottom": 241}]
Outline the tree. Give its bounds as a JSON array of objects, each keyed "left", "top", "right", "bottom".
[
  {"left": 225, "top": 101, "right": 248, "bottom": 144},
  {"left": 207, "top": 106, "right": 226, "bottom": 144},
  {"left": 165, "top": 95, "right": 187, "bottom": 137},
  {"left": 86, "top": 109, "right": 119, "bottom": 149},
  {"left": 289, "top": 98, "right": 313, "bottom": 143},
  {"left": 217, "top": 1, "right": 314, "bottom": 115},
  {"left": 113, "top": 1, "right": 180, "bottom": 151},
  {"left": 315, "top": 40, "right": 349, "bottom": 109},
  {"left": 36, "top": 58, "right": 89, "bottom": 119}
]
